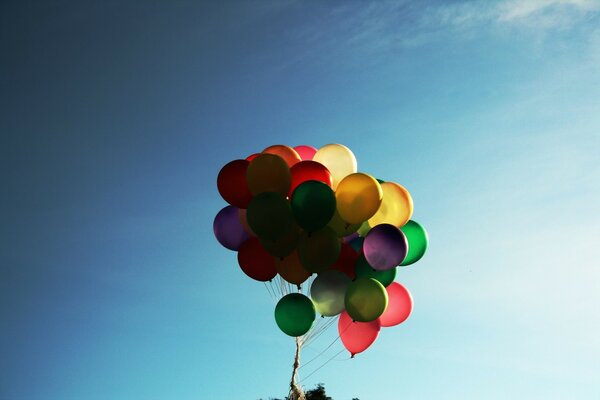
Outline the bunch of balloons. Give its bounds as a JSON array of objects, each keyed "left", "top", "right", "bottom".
[{"left": 214, "top": 144, "right": 429, "bottom": 356}]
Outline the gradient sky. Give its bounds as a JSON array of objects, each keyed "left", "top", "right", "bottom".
[{"left": 1, "top": 1, "right": 599, "bottom": 399}]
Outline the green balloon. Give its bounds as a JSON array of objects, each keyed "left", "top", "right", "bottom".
[
  {"left": 400, "top": 220, "right": 429, "bottom": 266},
  {"left": 345, "top": 277, "right": 388, "bottom": 322},
  {"left": 297, "top": 227, "right": 341, "bottom": 273},
  {"left": 310, "top": 270, "right": 351, "bottom": 316},
  {"left": 291, "top": 181, "right": 336, "bottom": 232},
  {"left": 355, "top": 254, "right": 396, "bottom": 287},
  {"left": 348, "top": 236, "right": 364, "bottom": 253},
  {"left": 274, "top": 293, "right": 316, "bottom": 337},
  {"left": 260, "top": 225, "right": 300, "bottom": 258},
  {"left": 357, "top": 221, "right": 371, "bottom": 237},
  {"left": 246, "top": 192, "right": 293, "bottom": 241},
  {"left": 327, "top": 209, "right": 361, "bottom": 237}
]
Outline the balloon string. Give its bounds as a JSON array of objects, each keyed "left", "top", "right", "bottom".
[
  {"left": 302, "top": 316, "right": 337, "bottom": 347},
  {"left": 298, "top": 348, "right": 346, "bottom": 384},
  {"left": 299, "top": 330, "right": 340, "bottom": 370},
  {"left": 263, "top": 282, "right": 276, "bottom": 303}
]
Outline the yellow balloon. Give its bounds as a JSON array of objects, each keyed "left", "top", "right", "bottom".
[
  {"left": 368, "top": 182, "right": 413, "bottom": 228},
  {"left": 246, "top": 153, "right": 291, "bottom": 196},
  {"left": 335, "top": 173, "right": 383, "bottom": 224},
  {"left": 312, "top": 144, "right": 357, "bottom": 189}
]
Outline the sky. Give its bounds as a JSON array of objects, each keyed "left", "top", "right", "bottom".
[{"left": 1, "top": 0, "right": 599, "bottom": 399}]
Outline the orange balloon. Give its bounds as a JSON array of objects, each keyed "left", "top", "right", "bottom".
[
  {"left": 335, "top": 173, "right": 383, "bottom": 224},
  {"left": 276, "top": 251, "right": 312, "bottom": 285},
  {"left": 246, "top": 153, "right": 291, "bottom": 196},
  {"left": 368, "top": 182, "right": 413, "bottom": 228},
  {"left": 263, "top": 145, "right": 302, "bottom": 167}
]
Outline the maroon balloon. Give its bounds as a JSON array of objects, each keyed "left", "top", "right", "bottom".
[
  {"left": 237, "top": 238, "right": 277, "bottom": 281},
  {"left": 363, "top": 224, "right": 408, "bottom": 271},
  {"left": 338, "top": 310, "right": 381, "bottom": 357},
  {"left": 217, "top": 159, "right": 253, "bottom": 208},
  {"left": 330, "top": 242, "right": 359, "bottom": 279},
  {"left": 293, "top": 145, "right": 317, "bottom": 161},
  {"left": 213, "top": 206, "right": 249, "bottom": 251}
]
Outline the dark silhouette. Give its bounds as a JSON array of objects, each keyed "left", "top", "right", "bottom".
[{"left": 260, "top": 383, "right": 358, "bottom": 400}]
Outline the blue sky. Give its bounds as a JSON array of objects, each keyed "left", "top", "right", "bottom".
[{"left": 1, "top": 1, "right": 599, "bottom": 399}]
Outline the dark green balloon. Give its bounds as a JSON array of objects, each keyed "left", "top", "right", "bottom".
[
  {"left": 291, "top": 181, "right": 336, "bottom": 233},
  {"left": 400, "top": 220, "right": 429, "bottom": 266},
  {"left": 246, "top": 192, "right": 293, "bottom": 241},
  {"left": 345, "top": 277, "right": 388, "bottom": 322},
  {"left": 274, "top": 293, "right": 316, "bottom": 337},
  {"left": 355, "top": 254, "right": 396, "bottom": 287},
  {"left": 260, "top": 224, "right": 300, "bottom": 258},
  {"left": 297, "top": 227, "right": 341, "bottom": 273}
]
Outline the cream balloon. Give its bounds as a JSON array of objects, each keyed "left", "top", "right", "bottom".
[{"left": 312, "top": 144, "right": 357, "bottom": 189}]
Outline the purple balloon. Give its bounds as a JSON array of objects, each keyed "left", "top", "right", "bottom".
[
  {"left": 343, "top": 232, "right": 360, "bottom": 243},
  {"left": 363, "top": 224, "right": 408, "bottom": 270},
  {"left": 213, "top": 205, "right": 249, "bottom": 251}
]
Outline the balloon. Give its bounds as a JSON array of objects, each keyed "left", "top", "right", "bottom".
[
  {"left": 363, "top": 223, "right": 408, "bottom": 270},
  {"left": 327, "top": 209, "right": 361, "bottom": 237},
  {"left": 345, "top": 277, "right": 388, "bottom": 322},
  {"left": 400, "top": 220, "right": 429, "bottom": 266},
  {"left": 330, "top": 242, "right": 359, "bottom": 279},
  {"left": 310, "top": 270, "right": 351, "bottom": 316},
  {"left": 338, "top": 311, "right": 380, "bottom": 357},
  {"left": 335, "top": 173, "right": 383, "bottom": 224},
  {"left": 217, "top": 159, "right": 253, "bottom": 208},
  {"left": 276, "top": 251, "right": 312, "bottom": 285},
  {"left": 297, "top": 227, "right": 341, "bottom": 273},
  {"left": 291, "top": 181, "right": 336, "bottom": 232},
  {"left": 274, "top": 293, "right": 316, "bottom": 336},
  {"left": 263, "top": 145, "right": 302, "bottom": 167},
  {"left": 237, "top": 238, "right": 277, "bottom": 281},
  {"left": 312, "top": 144, "right": 357, "bottom": 189},
  {"left": 354, "top": 254, "right": 396, "bottom": 287},
  {"left": 347, "top": 236, "right": 364, "bottom": 253},
  {"left": 293, "top": 145, "right": 317, "bottom": 161},
  {"left": 379, "top": 282, "right": 413, "bottom": 327},
  {"left": 357, "top": 221, "right": 371, "bottom": 237},
  {"left": 246, "top": 153, "right": 260, "bottom": 162},
  {"left": 260, "top": 224, "right": 301, "bottom": 258},
  {"left": 238, "top": 208, "right": 256, "bottom": 237},
  {"left": 343, "top": 231, "right": 360, "bottom": 243},
  {"left": 246, "top": 192, "right": 294, "bottom": 241},
  {"left": 246, "top": 154, "right": 291, "bottom": 196},
  {"left": 368, "top": 182, "right": 413, "bottom": 228},
  {"left": 289, "top": 160, "right": 333, "bottom": 195},
  {"left": 213, "top": 206, "right": 249, "bottom": 251}
]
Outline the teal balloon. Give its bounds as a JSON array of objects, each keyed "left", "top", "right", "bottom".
[
  {"left": 274, "top": 293, "right": 316, "bottom": 336},
  {"left": 291, "top": 180, "right": 336, "bottom": 232},
  {"left": 246, "top": 192, "right": 293, "bottom": 241},
  {"left": 297, "top": 227, "right": 341, "bottom": 273},
  {"left": 345, "top": 277, "right": 388, "bottom": 322},
  {"left": 400, "top": 220, "right": 429, "bottom": 266},
  {"left": 355, "top": 254, "right": 396, "bottom": 287},
  {"left": 310, "top": 270, "right": 351, "bottom": 316}
]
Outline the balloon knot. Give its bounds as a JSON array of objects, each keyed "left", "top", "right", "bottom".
[{"left": 351, "top": 353, "right": 355, "bottom": 358}]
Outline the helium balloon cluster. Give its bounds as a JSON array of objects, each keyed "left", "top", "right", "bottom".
[{"left": 214, "top": 144, "right": 429, "bottom": 356}]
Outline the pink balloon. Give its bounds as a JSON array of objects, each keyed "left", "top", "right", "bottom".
[
  {"left": 338, "top": 311, "right": 381, "bottom": 357},
  {"left": 293, "top": 145, "right": 317, "bottom": 161},
  {"left": 379, "top": 282, "right": 413, "bottom": 327}
]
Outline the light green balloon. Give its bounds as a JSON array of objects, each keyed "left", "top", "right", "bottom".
[
  {"left": 400, "top": 220, "right": 429, "bottom": 266},
  {"left": 310, "top": 270, "right": 351, "bottom": 316},
  {"left": 327, "top": 209, "right": 361, "bottom": 237},
  {"left": 344, "top": 277, "right": 388, "bottom": 322}
]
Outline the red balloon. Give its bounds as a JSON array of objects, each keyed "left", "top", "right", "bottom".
[
  {"left": 237, "top": 238, "right": 277, "bottom": 281},
  {"left": 330, "top": 242, "right": 359, "bottom": 279},
  {"left": 217, "top": 159, "right": 253, "bottom": 209},
  {"left": 246, "top": 153, "right": 260, "bottom": 162},
  {"left": 289, "top": 160, "right": 333, "bottom": 196},
  {"left": 379, "top": 282, "right": 413, "bottom": 327},
  {"left": 338, "top": 310, "right": 381, "bottom": 357},
  {"left": 294, "top": 145, "right": 317, "bottom": 161}
]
